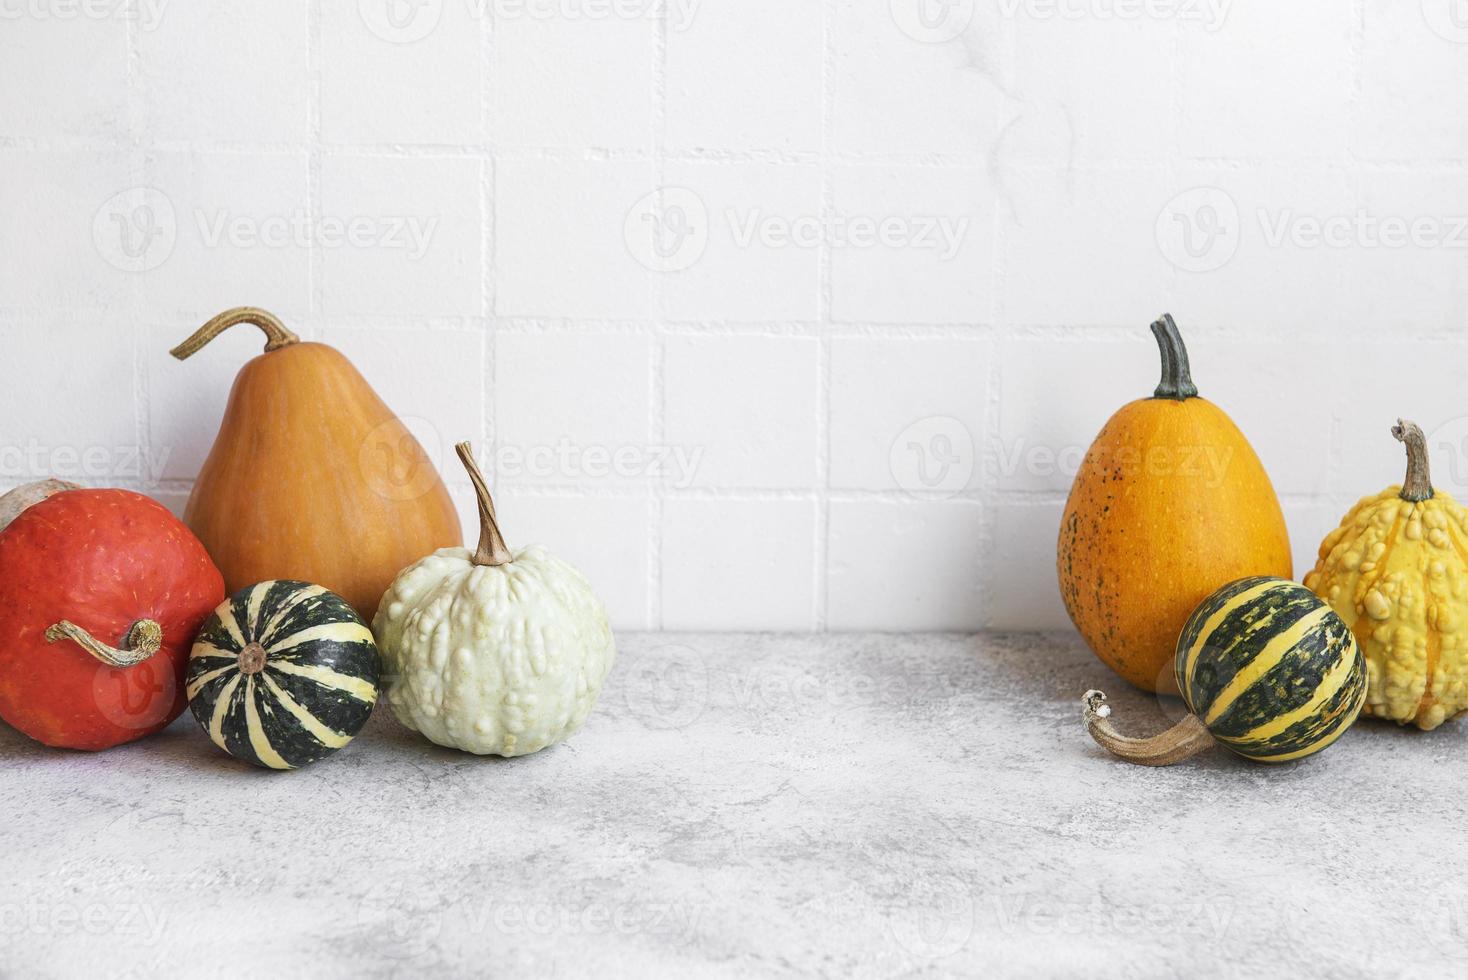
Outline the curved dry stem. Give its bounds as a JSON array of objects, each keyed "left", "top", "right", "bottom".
[
  {"left": 1082, "top": 690, "right": 1215, "bottom": 767},
  {"left": 1393, "top": 419, "right": 1434, "bottom": 503},
  {"left": 46, "top": 619, "right": 163, "bottom": 669},
  {"left": 455, "top": 442, "right": 513, "bottom": 567},
  {"left": 170, "top": 307, "right": 300, "bottom": 361}
]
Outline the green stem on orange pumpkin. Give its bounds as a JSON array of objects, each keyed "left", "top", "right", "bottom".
[
  {"left": 455, "top": 442, "right": 513, "bottom": 567},
  {"left": 45, "top": 619, "right": 163, "bottom": 669},
  {"left": 1393, "top": 419, "right": 1435, "bottom": 504},
  {"left": 1150, "top": 314, "right": 1199, "bottom": 402},
  {"left": 1082, "top": 690, "right": 1215, "bottom": 766},
  {"left": 169, "top": 307, "right": 300, "bottom": 361}
]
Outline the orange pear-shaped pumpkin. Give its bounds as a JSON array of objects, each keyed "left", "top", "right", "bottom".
[
  {"left": 1057, "top": 315, "right": 1292, "bottom": 693},
  {"left": 172, "top": 307, "right": 461, "bottom": 619}
]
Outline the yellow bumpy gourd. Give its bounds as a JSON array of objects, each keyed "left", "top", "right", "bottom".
[{"left": 1305, "top": 420, "right": 1468, "bottom": 730}]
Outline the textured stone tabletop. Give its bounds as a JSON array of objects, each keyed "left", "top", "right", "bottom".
[{"left": 2, "top": 633, "right": 1461, "bottom": 978}]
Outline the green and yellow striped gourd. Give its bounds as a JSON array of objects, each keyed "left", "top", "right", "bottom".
[
  {"left": 187, "top": 581, "right": 380, "bottom": 770},
  {"left": 1084, "top": 577, "right": 1367, "bottom": 765}
]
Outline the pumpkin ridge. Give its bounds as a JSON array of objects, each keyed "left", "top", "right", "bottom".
[
  {"left": 1354, "top": 502, "right": 1409, "bottom": 611},
  {"left": 208, "top": 674, "right": 242, "bottom": 747},
  {"left": 1242, "top": 682, "right": 1362, "bottom": 763},
  {"left": 253, "top": 580, "right": 314, "bottom": 642},
  {"left": 1176, "top": 575, "right": 1275, "bottom": 708},
  {"left": 1217, "top": 625, "right": 1358, "bottom": 747},
  {"left": 1413, "top": 554, "right": 1438, "bottom": 727},
  {"left": 268, "top": 657, "right": 377, "bottom": 701},
  {"left": 243, "top": 582, "right": 272, "bottom": 644},
  {"left": 1205, "top": 607, "right": 1338, "bottom": 733},
  {"left": 260, "top": 673, "right": 352, "bottom": 749},
  {"left": 1183, "top": 580, "right": 1317, "bottom": 717},
  {"left": 243, "top": 677, "right": 291, "bottom": 770},
  {"left": 266, "top": 621, "right": 375, "bottom": 657},
  {"left": 186, "top": 663, "right": 236, "bottom": 701}
]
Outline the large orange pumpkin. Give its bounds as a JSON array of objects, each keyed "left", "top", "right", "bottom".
[
  {"left": 1057, "top": 315, "right": 1292, "bottom": 694},
  {"left": 172, "top": 307, "right": 461, "bottom": 619}
]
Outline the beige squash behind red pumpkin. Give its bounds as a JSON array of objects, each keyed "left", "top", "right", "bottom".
[{"left": 172, "top": 307, "right": 461, "bottom": 620}]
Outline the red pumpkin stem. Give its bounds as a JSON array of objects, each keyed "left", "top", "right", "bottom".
[
  {"left": 455, "top": 442, "right": 513, "bottom": 567},
  {"left": 45, "top": 619, "right": 163, "bottom": 669},
  {"left": 1082, "top": 690, "right": 1215, "bottom": 766},
  {"left": 1393, "top": 419, "right": 1434, "bottom": 503},
  {"left": 169, "top": 307, "right": 300, "bottom": 361}
]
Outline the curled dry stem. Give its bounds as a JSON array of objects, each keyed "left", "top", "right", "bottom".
[{"left": 1082, "top": 690, "right": 1215, "bottom": 767}]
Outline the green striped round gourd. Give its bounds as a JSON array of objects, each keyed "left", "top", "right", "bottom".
[
  {"left": 186, "top": 581, "right": 380, "bottom": 770},
  {"left": 1175, "top": 576, "right": 1366, "bottom": 763}
]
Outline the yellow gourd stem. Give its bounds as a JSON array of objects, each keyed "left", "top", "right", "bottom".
[
  {"left": 454, "top": 442, "right": 513, "bottom": 567},
  {"left": 1081, "top": 690, "right": 1216, "bottom": 766},
  {"left": 45, "top": 619, "right": 163, "bottom": 669},
  {"left": 170, "top": 307, "right": 300, "bottom": 361},
  {"left": 1393, "top": 419, "right": 1434, "bottom": 503}
]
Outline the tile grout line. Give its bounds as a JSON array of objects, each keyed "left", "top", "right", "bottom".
[
  {"left": 979, "top": 8, "right": 1019, "bottom": 629},
  {"left": 813, "top": 0, "right": 839, "bottom": 631},
  {"left": 306, "top": 0, "right": 324, "bottom": 326},
  {"left": 126, "top": 6, "right": 149, "bottom": 494},
  {"left": 11, "top": 134, "right": 1465, "bottom": 173},
  {"left": 647, "top": 0, "right": 670, "bottom": 631},
  {"left": 481, "top": 0, "right": 495, "bottom": 468},
  {"left": 117, "top": 477, "right": 1334, "bottom": 508},
  {"left": 1330, "top": 0, "right": 1370, "bottom": 506}
]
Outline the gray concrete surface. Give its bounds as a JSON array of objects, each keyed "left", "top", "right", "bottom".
[{"left": 2, "top": 632, "right": 1462, "bottom": 979}]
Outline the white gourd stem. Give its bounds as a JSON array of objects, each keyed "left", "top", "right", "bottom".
[
  {"left": 45, "top": 619, "right": 163, "bottom": 669},
  {"left": 1393, "top": 419, "right": 1434, "bottom": 503},
  {"left": 455, "top": 442, "right": 513, "bottom": 567},
  {"left": 169, "top": 307, "right": 300, "bottom": 360},
  {"left": 1082, "top": 690, "right": 1215, "bottom": 767}
]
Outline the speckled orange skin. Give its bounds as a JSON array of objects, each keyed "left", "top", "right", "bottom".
[
  {"left": 1057, "top": 397, "right": 1293, "bottom": 694},
  {"left": 0, "top": 490, "right": 225, "bottom": 750}
]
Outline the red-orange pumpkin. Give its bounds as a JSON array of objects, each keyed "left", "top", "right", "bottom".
[{"left": 0, "top": 489, "right": 225, "bottom": 749}]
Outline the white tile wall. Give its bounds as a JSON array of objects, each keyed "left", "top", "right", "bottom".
[{"left": 4, "top": 1, "right": 1468, "bottom": 632}]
